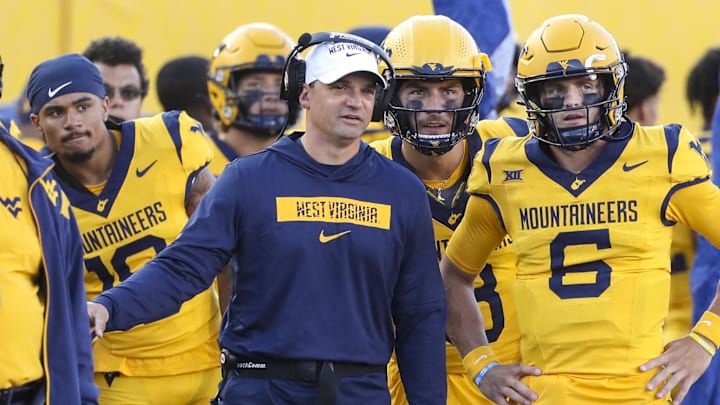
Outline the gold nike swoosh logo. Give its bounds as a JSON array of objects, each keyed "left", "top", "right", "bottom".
[{"left": 319, "top": 230, "right": 351, "bottom": 243}]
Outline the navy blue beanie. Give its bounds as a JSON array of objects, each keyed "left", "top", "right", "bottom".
[{"left": 26, "top": 53, "right": 105, "bottom": 113}]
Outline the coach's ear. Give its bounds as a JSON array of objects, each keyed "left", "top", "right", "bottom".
[{"left": 299, "top": 83, "right": 311, "bottom": 110}]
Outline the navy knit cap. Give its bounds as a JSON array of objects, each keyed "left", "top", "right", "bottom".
[{"left": 26, "top": 53, "right": 105, "bottom": 113}]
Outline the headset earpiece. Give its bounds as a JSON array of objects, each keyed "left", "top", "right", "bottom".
[
  {"left": 373, "top": 74, "right": 395, "bottom": 122},
  {"left": 370, "top": 84, "right": 386, "bottom": 122},
  {"left": 281, "top": 58, "right": 305, "bottom": 124}
]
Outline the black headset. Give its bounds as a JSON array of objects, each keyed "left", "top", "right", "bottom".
[
  {"left": 0, "top": 62, "right": 4, "bottom": 98},
  {"left": 279, "top": 31, "right": 396, "bottom": 126}
]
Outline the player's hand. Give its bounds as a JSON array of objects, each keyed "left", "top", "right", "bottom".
[
  {"left": 639, "top": 335, "right": 713, "bottom": 404},
  {"left": 479, "top": 362, "right": 541, "bottom": 405},
  {"left": 87, "top": 301, "right": 109, "bottom": 338}
]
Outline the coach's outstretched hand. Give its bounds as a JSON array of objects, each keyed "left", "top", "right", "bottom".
[{"left": 87, "top": 302, "right": 109, "bottom": 338}]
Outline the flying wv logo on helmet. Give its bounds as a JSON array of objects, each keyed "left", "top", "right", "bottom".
[
  {"left": 547, "top": 54, "right": 606, "bottom": 78},
  {"left": 411, "top": 63, "right": 455, "bottom": 74},
  {"left": 549, "top": 59, "right": 584, "bottom": 72},
  {"left": 254, "top": 54, "right": 286, "bottom": 68}
]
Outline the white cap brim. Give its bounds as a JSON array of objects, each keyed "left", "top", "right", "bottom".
[{"left": 305, "top": 41, "right": 387, "bottom": 87}]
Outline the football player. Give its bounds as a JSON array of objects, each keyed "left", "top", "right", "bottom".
[
  {"left": 370, "top": 15, "right": 525, "bottom": 405},
  {"left": 441, "top": 14, "right": 720, "bottom": 405},
  {"left": 156, "top": 56, "right": 215, "bottom": 132},
  {"left": 28, "top": 53, "right": 221, "bottom": 405},
  {"left": 206, "top": 23, "right": 296, "bottom": 175}
]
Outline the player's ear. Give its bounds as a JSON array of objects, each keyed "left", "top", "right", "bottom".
[
  {"left": 30, "top": 114, "right": 42, "bottom": 131},
  {"left": 101, "top": 96, "right": 110, "bottom": 121}
]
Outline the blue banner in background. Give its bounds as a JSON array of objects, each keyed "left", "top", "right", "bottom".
[
  {"left": 432, "top": 0, "right": 516, "bottom": 119},
  {"left": 685, "top": 68, "right": 720, "bottom": 405}
]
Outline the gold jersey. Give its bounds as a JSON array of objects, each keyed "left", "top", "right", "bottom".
[
  {"left": 664, "top": 130, "right": 711, "bottom": 342},
  {"left": 373, "top": 117, "right": 527, "bottom": 404},
  {"left": 65, "top": 111, "right": 220, "bottom": 377},
  {"left": 361, "top": 121, "right": 392, "bottom": 144},
  {"left": 448, "top": 122, "right": 716, "bottom": 402}
]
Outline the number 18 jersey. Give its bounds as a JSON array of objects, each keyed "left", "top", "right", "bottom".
[{"left": 60, "top": 111, "right": 220, "bottom": 377}]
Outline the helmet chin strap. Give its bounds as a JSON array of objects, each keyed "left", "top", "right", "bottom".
[
  {"left": 546, "top": 112, "right": 603, "bottom": 150},
  {"left": 248, "top": 114, "right": 287, "bottom": 130},
  {"left": 230, "top": 91, "right": 288, "bottom": 137},
  {"left": 392, "top": 104, "right": 475, "bottom": 156},
  {"left": 230, "top": 115, "right": 286, "bottom": 138}
]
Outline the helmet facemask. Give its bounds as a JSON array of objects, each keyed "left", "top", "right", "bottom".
[
  {"left": 519, "top": 66, "right": 627, "bottom": 150},
  {"left": 385, "top": 78, "right": 483, "bottom": 156},
  {"left": 208, "top": 23, "right": 296, "bottom": 137},
  {"left": 219, "top": 68, "right": 288, "bottom": 137}
]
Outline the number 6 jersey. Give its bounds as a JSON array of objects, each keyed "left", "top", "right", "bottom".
[
  {"left": 56, "top": 111, "right": 220, "bottom": 377},
  {"left": 447, "top": 121, "right": 720, "bottom": 402}
]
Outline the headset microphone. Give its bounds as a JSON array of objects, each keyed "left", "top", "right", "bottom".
[{"left": 297, "top": 33, "right": 312, "bottom": 47}]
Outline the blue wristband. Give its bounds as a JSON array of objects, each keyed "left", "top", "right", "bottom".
[{"left": 473, "top": 361, "right": 499, "bottom": 387}]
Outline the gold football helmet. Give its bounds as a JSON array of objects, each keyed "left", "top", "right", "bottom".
[
  {"left": 208, "top": 23, "right": 295, "bottom": 135},
  {"left": 516, "top": 14, "right": 628, "bottom": 149},
  {"left": 381, "top": 15, "right": 491, "bottom": 156}
]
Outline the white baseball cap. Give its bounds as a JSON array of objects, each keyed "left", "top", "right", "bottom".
[{"left": 304, "top": 41, "right": 387, "bottom": 87}]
